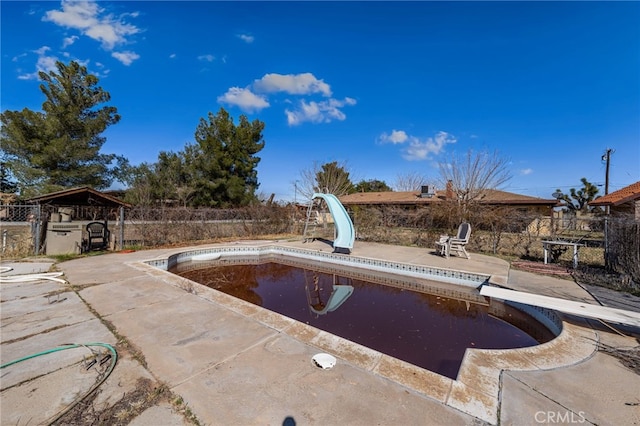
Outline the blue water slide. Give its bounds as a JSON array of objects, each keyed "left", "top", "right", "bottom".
[{"left": 312, "top": 193, "right": 355, "bottom": 253}]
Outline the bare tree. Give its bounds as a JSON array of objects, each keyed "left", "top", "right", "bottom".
[
  {"left": 393, "top": 171, "right": 434, "bottom": 192},
  {"left": 295, "top": 161, "right": 355, "bottom": 201},
  {"left": 438, "top": 149, "right": 512, "bottom": 217}
]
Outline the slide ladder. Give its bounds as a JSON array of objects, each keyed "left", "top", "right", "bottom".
[{"left": 303, "top": 199, "right": 328, "bottom": 243}]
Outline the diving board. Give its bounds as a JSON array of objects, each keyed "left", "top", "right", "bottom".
[
  {"left": 480, "top": 285, "right": 640, "bottom": 328},
  {"left": 312, "top": 193, "right": 355, "bottom": 253}
]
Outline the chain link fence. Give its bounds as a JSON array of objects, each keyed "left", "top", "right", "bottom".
[
  {"left": 349, "top": 205, "right": 608, "bottom": 260},
  {"left": 121, "top": 204, "right": 297, "bottom": 248},
  {"left": 606, "top": 214, "right": 639, "bottom": 285},
  {"left": 1, "top": 204, "right": 42, "bottom": 258},
  {"left": 2, "top": 202, "right": 637, "bottom": 288}
]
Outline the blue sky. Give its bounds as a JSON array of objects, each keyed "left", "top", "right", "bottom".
[{"left": 2, "top": 1, "right": 639, "bottom": 202}]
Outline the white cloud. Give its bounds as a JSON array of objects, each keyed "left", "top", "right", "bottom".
[
  {"left": 218, "top": 72, "right": 355, "bottom": 125},
  {"left": 169, "top": 53, "right": 176, "bottom": 59},
  {"left": 43, "top": 0, "right": 140, "bottom": 61},
  {"left": 62, "top": 35, "right": 79, "bottom": 48},
  {"left": 253, "top": 73, "right": 332, "bottom": 97},
  {"left": 18, "top": 46, "right": 59, "bottom": 80},
  {"left": 217, "top": 87, "right": 270, "bottom": 113},
  {"left": 379, "top": 130, "right": 409, "bottom": 144},
  {"left": 12, "top": 53, "right": 28, "bottom": 62},
  {"left": 238, "top": 34, "right": 254, "bottom": 43},
  {"left": 198, "top": 54, "right": 215, "bottom": 62},
  {"left": 520, "top": 168, "right": 533, "bottom": 175},
  {"left": 379, "top": 130, "right": 457, "bottom": 161},
  {"left": 402, "top": 131, "right": 457, "bottom": 161},
  {"left": 111, "top": 51, "right": 139, "bottom": 66},
  {"left": 33, "top": 46, "right": 51, "bottom": 56},
  {"left": 285, "top": 97, "right": 356, "bottom": 126}
]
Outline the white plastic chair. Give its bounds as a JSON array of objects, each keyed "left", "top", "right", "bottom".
[{"left": 435, "top": 223, "right": 471, "bottom": 259}]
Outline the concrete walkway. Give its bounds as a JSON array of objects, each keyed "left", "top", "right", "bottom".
[{"left": 1, "top": 240, "right": 639, "bottom": 425}]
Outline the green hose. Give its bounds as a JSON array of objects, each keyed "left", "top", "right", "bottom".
[{"left": 1, "top": 343, "right": 118, "bottom": 425}]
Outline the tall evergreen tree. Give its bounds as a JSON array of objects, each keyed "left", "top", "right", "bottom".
[
  {"left": 314, "top": 161, "right": 355, "bottom": 196},
  {"left": 353, "top": 179, "right": 392, "bottom": 193},
  {"left": 1, "top": 61, "right": 124, "bottom": 197},
  {"left": 296, "top": 161, "right": 355, "bottom": 200},
  {"left": 0, "top": 161, "right": 18, "bottom": 194},
  {"left": 186, "top": 108, "right": 265, "bottom": 207}
]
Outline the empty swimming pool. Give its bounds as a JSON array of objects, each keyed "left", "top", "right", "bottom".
[{"left": 169, "top": 255, "right": 555, "bottom": 379}]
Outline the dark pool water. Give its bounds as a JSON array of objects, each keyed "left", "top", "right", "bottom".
[{"left": 171, "top": 260, "right": 555, "bottom": 379}]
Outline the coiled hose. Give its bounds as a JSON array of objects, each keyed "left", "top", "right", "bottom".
[
  {"left": 1, "top": 343, "right": 118, "bottom": 425},
  {"left": 0, "top": 272, "right": 67, "bottom": 284}
]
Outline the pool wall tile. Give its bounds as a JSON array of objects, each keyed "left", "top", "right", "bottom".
[
  {"left": 506, "top": 301, "right": 563, "bottom": 336},
  {"left": 149, "top": 244, "right": 491, "bottom": 288}
]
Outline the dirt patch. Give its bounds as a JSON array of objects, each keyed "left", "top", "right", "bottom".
[
  {"left": 571, "top": 265, "right": 640, "bottom": 297},
  {"left": 54, "top": 377, "right": 170, "bottom": 425},
  {"left": 511, "top": 261, "right": 639, "bottom": 297},
  {"left": 598, "top": 343, "right": 640, "bottom": 376}
]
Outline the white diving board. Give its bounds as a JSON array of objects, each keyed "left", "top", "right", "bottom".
[{"left": 480, "top": 285, "right": 640, "bottom": 328}]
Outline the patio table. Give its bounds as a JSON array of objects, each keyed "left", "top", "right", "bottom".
[{"left": 542, "top": 240, "right": 584, "bottom": 269}]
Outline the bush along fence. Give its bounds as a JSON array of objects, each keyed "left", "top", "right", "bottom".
[
  {"left": 121, "top": 204, "right": 298, "bottom": 248},
  {"left": 2, "top": 203, "right": 637, "bottom": 286}
]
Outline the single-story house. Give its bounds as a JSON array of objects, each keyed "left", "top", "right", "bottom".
[
  {"left": 589, "top": 181, "right": 640, "bottom": 220},
  {"left": 339, "top": 186, "right": 557, "bottom": 211},
  {"left": 338, "top": 186, "right": 559, "bottom": 232}
]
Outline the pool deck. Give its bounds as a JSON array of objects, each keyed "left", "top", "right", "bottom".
[{"left": 2, "top": 239, "right": 639, "bottom": 425}]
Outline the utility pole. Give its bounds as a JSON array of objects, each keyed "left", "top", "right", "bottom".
[
  {"left": 602, "top": 148, "right": 613, "bottom": 196},
  {"left": 601, "top": 148, "right": 614, "bottom": 214},
  {"left": 601, "top": 148, "right": 614, "bottom": 269}
]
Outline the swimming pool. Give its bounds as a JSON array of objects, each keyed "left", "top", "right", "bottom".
[
  {"left": 141, "top": 242, "right": 601, "bottom": 424},
  {"left": 163, "top": 247, "right": 557, "bottom": 379}
]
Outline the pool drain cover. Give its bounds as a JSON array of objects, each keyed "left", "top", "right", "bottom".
[{"left": 312, "top": 353, "right": 336, "bottom": 369}]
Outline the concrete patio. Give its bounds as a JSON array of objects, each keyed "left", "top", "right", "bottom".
[{"left": 1, "top": 239, "right": 639, "bottom": 425}]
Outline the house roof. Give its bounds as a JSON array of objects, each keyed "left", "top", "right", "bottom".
[
  {"left": 340, "top": 191, "right": 437, "bottom": 205},
  {"left": 339, "top": 189, "right": 558, "bottom": 207},
  {"left": 589, "top": 181, "right": 640, "bottom": 207},
  {"left": 26, "top": 186, "right": 131, "bottom": 208}
]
